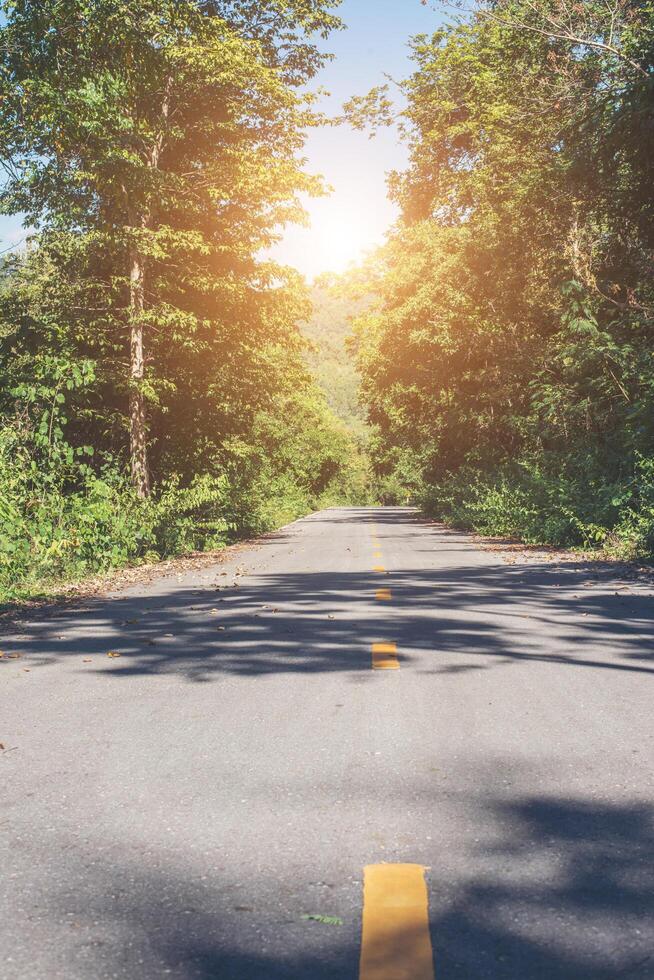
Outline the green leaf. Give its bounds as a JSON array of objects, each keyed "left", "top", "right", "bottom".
[{"left": 301, "top": 914, "right": 343, "bottom": 926}]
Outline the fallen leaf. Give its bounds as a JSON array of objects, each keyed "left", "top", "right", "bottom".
[
  {"left": 107, "top": 651, "right": 121, "bottom": 658},
  {"left": 23, "top": 668, "right": 30, "bottom": 672},
  {"left": 7, "top": 653, "right": 20, "bottom": 659},
  {"left": 301, "top": 914, "right": 343, "bottom": 926},
  {"left": 83, "top": 659, "right": 92, "bottom": 663},
  {"left": 0, "top": 743, "right": 4, "bottom": 750}
]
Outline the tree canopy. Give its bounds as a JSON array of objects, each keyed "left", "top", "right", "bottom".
[
  {"left": 0, "top": 0, "right": 375, "bottom": 600},
  {"left": 347, "top": 0, "right": 654, "bottom": 553}
]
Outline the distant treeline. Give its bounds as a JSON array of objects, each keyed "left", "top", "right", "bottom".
[
  {"left": 348, "top": 0, "right": 654, "bottom": 557},
  {"left": 0, "top": 0, "right": 369, "bottom": 602},
  {"left": 302, "top": 286, "right": 369, "bottom": 439}
]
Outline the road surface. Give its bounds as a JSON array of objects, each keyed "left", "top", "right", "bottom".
[{"left": 2, "top": 506, "right": 653, "bottom": 979}]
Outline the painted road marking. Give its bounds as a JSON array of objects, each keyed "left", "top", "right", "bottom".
[
  {"left": 376, "top": 588, "right": 392, "bottom": 601},
  {"left": 373, "top": 565, "right": 386, "bottom": 573},
  {"left": 373, "top": 550, "right": 383, "bottom": 559},
  {"left": 359, "top": 864, "right": 434, "bottom": 980},
  {"left": 372, "top": 642, "right": 399, "bottom": 669}
]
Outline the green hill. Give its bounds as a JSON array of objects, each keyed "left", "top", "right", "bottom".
[{"left": 301, "top": 286, "right": 367, "bottom": 438}]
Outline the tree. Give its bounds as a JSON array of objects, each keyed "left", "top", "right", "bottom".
[
  {"left": 0, "top": 0, "right": 341, "bottom": 495},
  {"left": 349, "top": 0, "right": 654, "bottom": 550}
]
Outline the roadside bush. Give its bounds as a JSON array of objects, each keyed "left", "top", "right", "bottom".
[
  {"left": 422, "top": 457, "right": 654, "bottom": 559},
  {"left": 0, "top": 421, "right": 232, "bottom": 601},
  {"left": 0, "top": 353, "right": 372, "bottom": 603}
]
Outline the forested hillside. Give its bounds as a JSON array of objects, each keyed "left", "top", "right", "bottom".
[
  {"left": 301, "top": 286, "right": 367, "bottom": 437},
  {"left": 0, "top": 0, "right": 368, "bottom": 602},
  {"left": 348, "top": 0, "right": 654, "bottom": 557}
]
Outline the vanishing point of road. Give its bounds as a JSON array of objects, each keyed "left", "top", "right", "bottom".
[{"left": 2, "top": 507, "right": 653, "bottom": 979}]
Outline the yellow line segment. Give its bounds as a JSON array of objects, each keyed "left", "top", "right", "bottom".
[
  {"left": 373, "top": 550, "right": 383, "bottom": 559},
  {"left": 371, "top": 642, "right": 399, "bottom": 670},
  {"left": 373, "top": 565, "right": 386, "bottom": 573},
  {"left": 376, "top": 588, "right": 392, "bottom": 601},
  {"left": 359, "top": 864, "right": 434, "bottom": 980}
]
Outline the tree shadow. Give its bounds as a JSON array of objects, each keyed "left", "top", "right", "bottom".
[
  {"left": 4, "top": 553, "right": 653, "bottom": 681},
  {"left": 4, "top": 509, "right": 653, "bottom": 976},
  {"left": 6, "top": 791, "right": 652, "bottom": 978},
  {"left": 434, "top": 794, "right": 654, "bottom": 978}
]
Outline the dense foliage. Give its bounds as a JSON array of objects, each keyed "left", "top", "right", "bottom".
[
  {"left": 0, "top": 0, "right": 371, "bottom": 602},
  {"left": 349, "top": 0, "right": 654, "bottom": 556}
]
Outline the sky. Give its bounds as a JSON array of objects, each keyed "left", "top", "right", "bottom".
[
  {"left": 0, "top": 0, "right": 444, "bottom": 279},
  {"left": 272, "top": 0, "right": 442, "bottom": 280}
]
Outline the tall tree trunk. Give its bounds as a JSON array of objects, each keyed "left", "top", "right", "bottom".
[
  {"left": 126, "top": 79, "right": 171, "bottom": 498},
  {"left": 129, "top": 236, "right": 150, "bottom": 498}
]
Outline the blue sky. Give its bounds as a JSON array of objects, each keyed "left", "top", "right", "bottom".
[
  {"left": 0, "top": 0, "right": 444, "bottom": 278},
  {"left": 273, "top": 0, "right": 443, "bottom": 278}
]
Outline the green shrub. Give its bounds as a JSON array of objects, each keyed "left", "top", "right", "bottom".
[
  {"left": 0, "top": 420, "right": 232, "bottom": 602},
  {"left": 0, "top": 367, "right": 373, "bottom": 602},
  {"left": 421, "top": 456, "right": 654, "bottom": 560}
]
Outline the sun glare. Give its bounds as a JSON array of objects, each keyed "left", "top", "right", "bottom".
[
  {"left": 308, "top": 201, "right": 376, "bottom": 274},
  {"left": 274, "top": 190, "right": 394, "bottom": 281},
  {"left": 269, "top": 118, "right": 403, "bottom": 280}
]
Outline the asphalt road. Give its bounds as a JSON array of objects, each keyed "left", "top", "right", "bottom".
[{"left": 2, "top": 506, "right": 653, "bottom": 979}]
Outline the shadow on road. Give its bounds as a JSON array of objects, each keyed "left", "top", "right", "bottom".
[
  {"left": 433, "top": 794, "right": 654, "bottom": 978},
  {"left": 27, "top": 792, "right": 653, "bottom": 979},
  {"left": 4, "top": 510, "right": 653, "bottom": 977},
  {"left": 5, "top": 511, "right": 653, "bottom": 681}
]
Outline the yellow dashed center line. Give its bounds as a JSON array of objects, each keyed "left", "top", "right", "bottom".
[
  {"left": 372, "top": 565, "right": 386, "bottom": 573},
  {"left": 359, "top": 864, "right": 434, "bottom": 980},
  {"left": 371, "top": 642, "right": 399, "bottom": 670},
  {"left": 375, "top": 588, "right": 392, "bottom": 601},
  {"left": 373, "top": 550, "right": 383, "bottom": 559}
]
